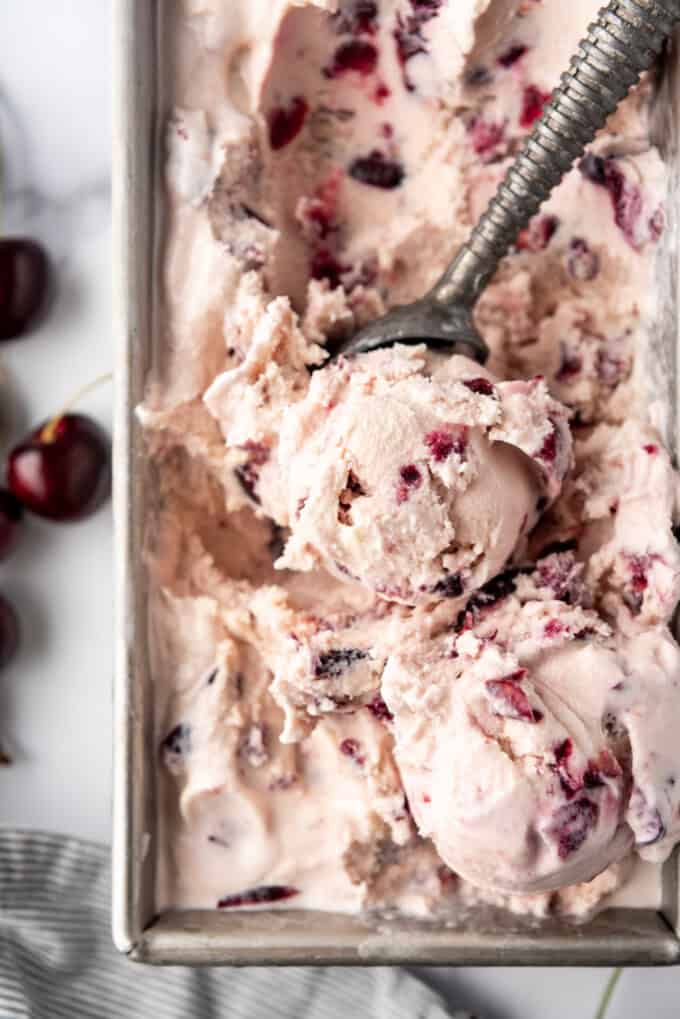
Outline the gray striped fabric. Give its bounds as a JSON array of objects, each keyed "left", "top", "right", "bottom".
[{"left": 0, "top": 830, "right": 468, "bottom": 1019}]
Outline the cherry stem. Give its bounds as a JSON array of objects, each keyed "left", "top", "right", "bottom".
[
  {"left": 41, "top": 371, "right": 113, "bottom": 444},
  {"left": 593, "top": 968, "right": 622, "bottom": 1019}
]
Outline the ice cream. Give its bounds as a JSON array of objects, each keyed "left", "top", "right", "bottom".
[
  {"left": 144, "top": 0, "right": 680, "bottom": 917},
  {"left": 382, "top": 553, "right": 680, "bottom": 893},
  {"left": 206, "top": 342, "right": 572, "bottom": 605}
]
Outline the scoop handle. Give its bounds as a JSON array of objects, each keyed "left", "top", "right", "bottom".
[{"left": 431, "top": 0, "right": 680, "bottom": 309}]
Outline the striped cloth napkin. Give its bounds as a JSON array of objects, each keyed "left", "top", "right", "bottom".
[{"left": 0, "top": 830, "right": 472, "bottom": 1019}]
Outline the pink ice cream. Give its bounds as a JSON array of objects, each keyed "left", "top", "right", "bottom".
[
  {"left": 382, "top": 553, "right": 680, "bottom": 893},
  {"left": 143, "top": 0, "right": 680, "bottom": 919},
  {"left": 206, "top": 342, "right": 572, "bottom": 606}
]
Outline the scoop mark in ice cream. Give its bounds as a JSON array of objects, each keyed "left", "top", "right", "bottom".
[
  {"left": 548, "top": 798, "right": 599, "bottom": 860},
  {"left": 325, "top": 40, "right": 378, "bottom": 78},
  {"left": 267, "top": 96, "right": 309, "bottom": 150},
  {"left": 314, "top": 647, "right": 369, "bottom": 679},
  {"left": 348, "top": 151, "right": 405, "bottom": 189},
  {"left": 217, "top": 885, "right": 300, "bottom": 908}
]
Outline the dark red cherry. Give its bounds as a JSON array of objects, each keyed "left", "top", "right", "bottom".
[
  {"left": 0, "top": 239, "right": 50, "bottom": 341},
  {"left": 0, "top": 489, "right": 23, "bottom": 561},
  {"left": 7, "top": 413, "right": 110, "bottom": 521},
  {"left": 0, "top": 595, "right": 20, "bottom": 668}
]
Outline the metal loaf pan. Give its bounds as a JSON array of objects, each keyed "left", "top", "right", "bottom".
[{"left": 112, "top": 0, "right": 680, "bottom": 965}]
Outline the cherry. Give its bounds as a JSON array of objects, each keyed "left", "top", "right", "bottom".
[
  {"left": 267, "top": 97, "right": 308, "bottom": 150},
  {"left": 0, "top": 489, "right": 23, "bottom": 561},
  {"left": 0, "top": 595, "right": 20, "bottom": 668},
  {"left": 0, "top": 239, "right": 50, "bottom": 341},
  {"left": 7, "top": 413, "right": 110, "bottom": 522}
]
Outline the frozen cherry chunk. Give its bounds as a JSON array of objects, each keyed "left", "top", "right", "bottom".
[
  {"left": 217, "top": 885, "right": 299, "bottom": 908},
  {"left": 628, "top": 786, "right": 666, "bottom": 846},
  {"left": 340, "top": 737, "right": 366, "bottom": 764},
  {"left": 348, "top": 151, "right": 404, "bottom": 189},
  {"left": 234, "top": 441, "right": 269, "bottom": 506},
  {"left": 393, "top": 0, "right": 442, "bottom": 90},
  {"left": 366, "top": 694, "right": 393, "bottom": 723},
  {"left": 463, "top": 377, "right": 495, "bottom": 396},
  {"left": 314, "top": 647, "right": 368, "bottom": 679},
  {"left": 161, "top": 723, "right": 192, "bottom": 769},
  {"left": 516, "top": 214, "right": 559, "bottom": 252},
  {"left": 549, "top": 798, "right": 599, "bottom": 859},
  {"left": 498, "top": 44, "right": 527, "bottom": 67},
  {"left": 467, "top": 117, "right": 505, "bottom": 160},
  {"left": 520, "top": 85, "right": 550, "bottom": 128},
  {"left": 396, "top": 463, "right": 422, "bottom": 504},
  {"left": 268, "top": 97, "right": 308, "bottom": 150},
  {"left": 485, "top": 670, "right": 540, "bottom": 723},
  {"left": 424, "top": 426, "right": 468, "bottom": 462},
  {"left": 566, "top": 237, "right": 599, "bottom": 281},
  {"left": 325, "top": 40, "right": 378, "bottom": 77},
  {"left": 431, "top": 572, "right": 464, "bottom": 599},
  {"left": 456, "top": 566, "right": 529, "bottom": 630},
  {"left": 578, "top": 153, "right": 647, "bottom": 249}
]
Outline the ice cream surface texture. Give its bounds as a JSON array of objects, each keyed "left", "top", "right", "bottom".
[
  {"left": 206, "top": 344, "right": 572, "bottom": 605},
  {"left": 144, "top": 0, "right": 680, "bottom": 916}
]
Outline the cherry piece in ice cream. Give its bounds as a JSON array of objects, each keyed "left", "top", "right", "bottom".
[
  {"left": 0, "top": 239, "right": 50, "bottom": 341},
  {"left": 325, "top": 40, "right": 378, "bottom": 77},
  {"left": 217, "top": 885, "right": 299, "bottom": 908},
  {"left": 7, "top": 413, "right": 111, "bottom": 522},
  {"left": 348, "top": 151, "right": 404, "bottom": 189},
  {"left": 267, "top": 97, "right": 308, "bottom": 150},
  {"left": 520, "top": 85, "right": 550, "bottom": 128}
]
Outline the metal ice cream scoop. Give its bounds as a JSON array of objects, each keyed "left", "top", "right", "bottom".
[{"left": 337, "top": 0, "right": 680, "bottom": 363}]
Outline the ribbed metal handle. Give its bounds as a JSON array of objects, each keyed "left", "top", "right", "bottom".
[{"left": 432, "top": 0, "right": 680, "bottom": 308}]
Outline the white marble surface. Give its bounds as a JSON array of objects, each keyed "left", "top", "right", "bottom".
[{"left": 0, "top": 3, "right": 678, "bottom": 1017}]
